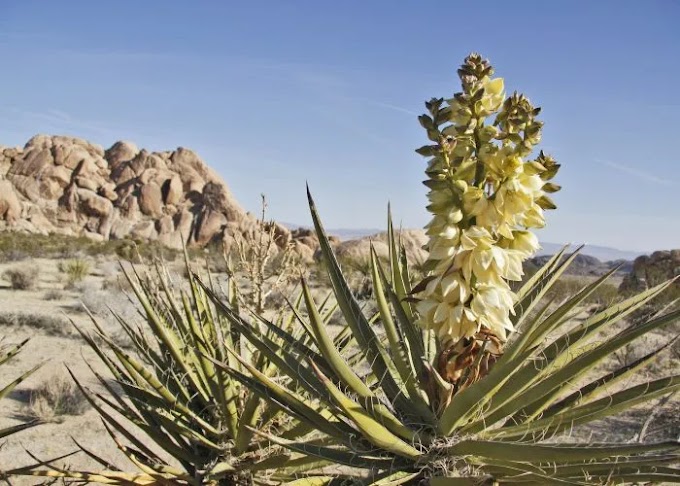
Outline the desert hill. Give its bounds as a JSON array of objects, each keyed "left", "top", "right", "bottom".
[{"left": 0, "top": 135, "right": 294, "bottom": 251}]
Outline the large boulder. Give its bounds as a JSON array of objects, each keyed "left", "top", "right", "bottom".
[
  {"left": 332, "top": 229, "right": 427, "bottom": 264},
  {"left": 0, "top": 180, "right": 22, "bottom": 223},
  {"left": 105, "top": 141, "right": 139, "bottom": 168},
  {"left": 163, "top": 175, "right": 183, "bottom": 205},
  {"left": 139, "top": 182, "right": 163, "bottom": 217},
  {"left": 77, "top": 189, "right": 113, "bottom": 217}
]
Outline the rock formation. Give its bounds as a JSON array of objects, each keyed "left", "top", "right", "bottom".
[
  {"left": 0, "top": 135, "right": 290, "bottom": 250},
  {"left": 332, "top": 229, "right": 428, "bottom": 265},
  {"left": 620, "top": 249, "right": 680, "bottom": 292}
]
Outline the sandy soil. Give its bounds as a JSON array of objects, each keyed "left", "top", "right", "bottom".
[
  {"left": 0, "top": 255, "right": 677, "bottom": 484},
  {"left": 0, "top": 256, "right": 173, "bottom": 482}
]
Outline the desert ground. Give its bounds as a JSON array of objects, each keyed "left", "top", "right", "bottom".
[{"left": 0, "top": 243, "right": 678, "bottom": 484}]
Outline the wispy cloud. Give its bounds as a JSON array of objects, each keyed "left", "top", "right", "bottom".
[
  {"left": 332, "top": 95, "right": 420, "bottom": 117},
  {"left": 363, "top": 100, "right": 420, "bottom": 117},
  {"left": 596, "top": 158, "right": 674, "bottom": 186},
  {"left": 2, "top": 107, "right": 119, "bottom": 139}
]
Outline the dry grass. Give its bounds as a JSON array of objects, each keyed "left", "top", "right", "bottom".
[
  {"left": 0, "top": 231, "right": 188, "bottom": 263},
  {"left": 60, "top": 258, "right": 91, "bottom": 288},
  {"left": 0, "top": 311, "right": 72, "bottom": 337},
  {"left": 23, "top": 375, "right": 90, "bottom": 423},
  {"left": 43, "top": 289, "right": 65, "bottom": 301},
  {"left": 3, "top": 265, "right": 39, "bottom": 290}
]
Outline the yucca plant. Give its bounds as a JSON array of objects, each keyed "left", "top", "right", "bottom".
[
  {"left": 197, "top": 54, "right": 680, "bottom": 484},
  {"left": 9, "top": 253, "right": 339, "bottom": 485}
]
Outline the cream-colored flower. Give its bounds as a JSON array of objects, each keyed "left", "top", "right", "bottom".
[
  {"left": 437, "top": 304, "right": 478, "bottom": 339},
  {"left": 503, "top": 230, "right": 540, "bottom": 256},
  {"left": 478, "top": 77, "right": 505, "bottom": 115},
  {"left": 449, "top": 98, "right": 473, "bottom": 125},
  {"left": 471, "top": 283, "right": 515, "bottom": 338},
  {"left": 440, "top": 272, "right": 469, "bottom": 304}
]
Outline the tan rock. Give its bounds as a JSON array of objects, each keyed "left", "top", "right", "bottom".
[
  {"left": 195, "top": 209, "right": 227, "bottom": 246},
  {"left": 110, "top": 219, "right": 132, "bottom": 240},
  {"left": 156, "top": 215, "right": 174, "bottom": 235},
  {"left": 83, "top": 230, "right": 105, "bottom": 242},
  {"left": 130, "top": 151, "right": 168, "bottom": 175},
  {"left": 9, "top": 147, "right": 52, "bottom": 176},
  {"left": 158, "top": 231, "right": 184, "bottom": 249},
  {"left": 23, "top": 134, "right": 54, "bottom": 150},
  {"left": 61, "top": 146, "right": 93, "bottom": 170},
  {"left": 139, "top": 183, "right": 163, "bottom": 217},
  {"left": 264, "top": 222, "right": 291, "bottom": 247},
  {"left": 119, "top": 194, "right": 140, "bottom": 218},
  {"left": 335, "top": 238, "right": 390, "bottom": 264},
  {"left": 73, "top": 156, "right": 100, "bottom": 176},
  {"left": 0, "top": 180, "right": 22, "bottom": 222},
  {"left": 11, "top": 175, "right": 41, "bottom": 201},
  {"left": 43, "top": 165, "right": 73, "bottom": 188},
  {"left": 26, "top": 209, "right": 54, "bottom": 232},
  {"left": 105, "top": 141, "right": 139, "bottom": 168},
  {"left": 174, "top": 210, "right": 194, "bottom": 242},
  {"left": 100, "top": 183, "right": 118, "bottom": 201},
  {"left": 163, "top": 176, "right": 183, "bottom": 205},
  {"left": 75, "top": 176, "right": 99, "bottom": 192},
  {"left": 111, "top": 163, "right": 136, "bottom": 185},
  {"left": 186, "top": 177, "right": 205, "bottom": 194},
  {"left": 37, "top": 178, "right": 63, "bottom": 200},
  {"left": 293, "top": 241, "right": 316, "bottom": 264},
  {"left": 77, "top": 189, "right": 112, "bottom": 217},
  {"left": 130, "top": 220, "right": 158, "bottom": 240}
]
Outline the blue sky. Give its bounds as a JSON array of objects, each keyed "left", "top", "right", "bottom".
[{"left": 0, "top": 1, "right": 678, "bottom": 252}]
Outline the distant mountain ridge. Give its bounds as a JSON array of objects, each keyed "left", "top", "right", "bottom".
[
  {"left": 281, "top": 223, "right": 383, "bottom": 242},
  {"left": 282, "top": 223, "right": 644, "bottom": 263},
  {"left": 535, "top": 243, "right": 644, "bottom": 263}
]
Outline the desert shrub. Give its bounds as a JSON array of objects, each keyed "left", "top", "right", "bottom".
[
  {"left": 228, "top": 194, "right": 306, "bottom": 312},
  {"left": 59, "top": 258, "right": 91, "bottom": 288},
  {"left": 103, "top": 275, "right": 133, "bottom": 293},
  {"left": 0, "top": 312, "right": 71, "bottom": 337},
  {"left": 0, "top": 231, "right": 182, "bottom": 262},
  {"left": 24, "top": 375, "right": 89, "bottom": 423},
  {"left": 336, "top": 253, "right": 393, "bottom": 300},
  {"left": 3, "top": 265, "right": 39, "bottom": 290},
  {"left": 0, "top": 249, "right": 28, "bottom": 262},
  {"left": 545, "top": 277, "right": 620, "bottom": 306},
  {"left": 43, "top": 289, "right": 65, "bottom": 301}
]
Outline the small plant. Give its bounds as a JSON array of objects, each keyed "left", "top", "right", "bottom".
[
  {"left": 229, "top": 194, "right": 305, "bottom": 312},
  {"left": 24, "top": 375, "right": 89, "bottom": 423},
  {"left": 3, "top": 265, "right": 39, "bottom": 290},
  {"left": 43, "top": 289, "right": 64, "bottom": 301},
  {"left": 0, "top": 312, "right": 71, "bottom": 337},
  {"left": 59, "top": 258, "right": 90, "bottom": 288}
]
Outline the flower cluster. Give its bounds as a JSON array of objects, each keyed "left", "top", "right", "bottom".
[{"left": 416, "top": 54, "right": 560, "bottom": 345}]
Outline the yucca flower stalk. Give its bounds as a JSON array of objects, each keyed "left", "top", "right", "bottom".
[
  {"left": 415, "top": 54, "right": 561, "bottom": 388},
  {"left": 196, "top": 54, "right": 680, "bottom": 484},
  {"left": 8, "top": 253, "right": 335, "bottom": 485}
]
